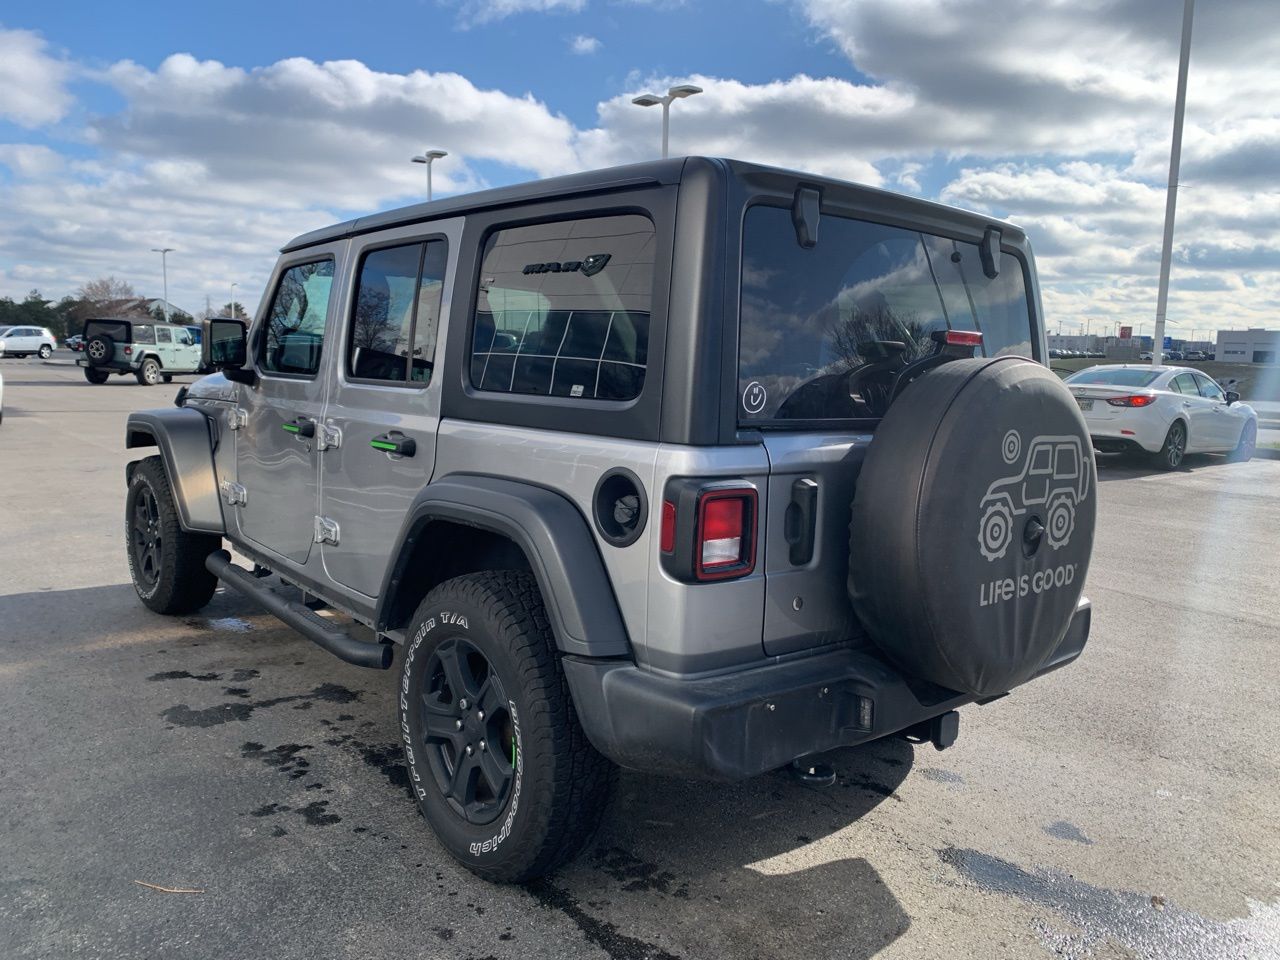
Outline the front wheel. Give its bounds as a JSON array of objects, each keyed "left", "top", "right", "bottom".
[
  {"left": 136, "top": 358, "right": 161, "bottom": 385},
  {"left": 1155, "top": 421, "right": 1186, "bottom": 470},
  {"left": 38, "top": 344, "right": 52, "bottom": 359},
  {"left": 84, "top": 367, "right": 110, "bottom": 384},
  {"left": 126, "top": 457, "right": 221, "bottom": 614},
  {"left": 1230, "top": 421, "right": 1256, "bottom": 463},
  {"left": 400, "top": 571, "right": 616, "bottom": 882}
]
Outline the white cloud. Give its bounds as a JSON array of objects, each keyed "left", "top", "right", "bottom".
[
  {"left": 452, "top": 0, "right": 586, "bottom": 27},
  {"left": 0, "top": 27, "right": 73, "bottom": 127},
  {"left": 569, "top": 34, "right": 601, "bottom": 55}
]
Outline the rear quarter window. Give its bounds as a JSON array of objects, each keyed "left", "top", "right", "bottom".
[{"left": 469, "top": 214, "right": 655, "bottom": 402}]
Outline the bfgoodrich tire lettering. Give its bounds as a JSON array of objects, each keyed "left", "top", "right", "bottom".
[
  {"left": 126, "top": 456, "right": 221, "bottom": 614},
  {"left": 399, "top": 571, "right": 615, "bottom": 882}
]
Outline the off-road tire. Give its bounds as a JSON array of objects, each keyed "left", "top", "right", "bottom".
[
  {"left": 84, "top": 367, "right": 110, "bottom": 384},
  {"left": 38, "top": 344, "right": 52, "bottom": 359},
  {"left": 400, "top": 571, "right": 616, "bottom": 882},
  {"left": 85, "top": 335, "right": 114, "bottom": 366},
  {"left": 1230, "top": 421, "right": 1256, "bottom": 463},
  {"left": 136, "top": 357, "right": 161, "bottom": 386},
  {"left": 126, "top": 456, "right": 220, "bottom": 614},
  {"left": 1155, "top": 421, "right": 1187, "bottom": 470}
]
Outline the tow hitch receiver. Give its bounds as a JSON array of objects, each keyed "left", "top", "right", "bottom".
[{"left": 902, "top": 710, "right": 960, "bottom": 751}]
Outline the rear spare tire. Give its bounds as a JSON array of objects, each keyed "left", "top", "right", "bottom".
[
  {"left": 85, "top": 335, "right": 114, "bottom": 366},
  {"left": 848, "top": 357, "right": 1096, "bottom": 699}
]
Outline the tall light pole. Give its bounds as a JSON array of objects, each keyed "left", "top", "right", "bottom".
[
  {"left": 410, "top": 149, "right": 448, "bottom": 201},
  {"left": 631, "top": 84, "right": 703, "bottom": 159},
  {"left": 151, "top": 247, "right": 174, "bottom": 322},
  {"left": 1152, "top": 0, "right": 1195, "bottom": 366},
  {"left": 230, "top": 282, "right": 238, "bottom": 320}
]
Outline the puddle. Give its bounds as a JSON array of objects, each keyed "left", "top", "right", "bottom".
[
  {"left": 207, "top": 617, "right": 255, "bottom": 633},
  {"left": 941, "top": 846, "right": 1280, "bottom": 960}
]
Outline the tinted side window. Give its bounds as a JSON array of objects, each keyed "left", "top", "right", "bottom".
[
  {"left": 1171, "top": 373, "right": 1198, "bottom": 395},
  {"left": 470, "top": 214, "right": 654, "bottom": 401},
  {"left": 156, "top": 328, "right": 172, "bottom": 344},
  {"left": 1195, "top": 374, "right": 1224, "bottom": 401},
  {"left": 347, "top": 239, "right": 447, "bottom": 385},
  {"left": 133, "top": 325, "right": 155, "bottom": 345},
  {"left": 260, "top": 260, "right": 334, "bottom": 376}
]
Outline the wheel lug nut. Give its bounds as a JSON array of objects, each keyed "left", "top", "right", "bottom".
[
  {"left": 479, "top": 741, "right": 487, "bottom": 751},
  {"left": 455, "top": 719, "right": 463, "bottom": 730},
  {"left": 465, "top": 745, "right": 474, "bottom": 756},
  {"left": 477, "top": 710, "right": 485, "bottom": 721},
  {"left": 459, "top": 699, "right": 469, "bottom": 710}
]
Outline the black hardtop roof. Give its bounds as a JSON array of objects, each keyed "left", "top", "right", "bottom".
[
  {"left": 282, "top": 156, "right": 1025, "bottom": 253},
  {"left": 84, "top": 317, "right": 189, "bottom": 327}
]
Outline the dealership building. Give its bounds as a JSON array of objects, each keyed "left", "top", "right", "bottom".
[{"left": 1215, "top": 328, "right": 1280, "bottom": 364}]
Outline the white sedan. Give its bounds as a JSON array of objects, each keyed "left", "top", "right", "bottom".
[{"left": 1064, "top": 365, "right": 1257, "bottom": 469}]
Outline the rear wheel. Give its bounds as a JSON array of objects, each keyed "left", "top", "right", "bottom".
[
  {"left": 1230, "top": 421, "right": 1256, "bottom": 463},
  {"left": 400, "top": 571, "right": 615, "bottom": 882},
  {"left": 1155, "top": 421, "right": 1186, "bottom": 470},
  {"left": 38, "top": 344, "right": 52, "bottom": 359},
  {"left": 136, "top": 357, "right": 161, "bottom": 385},
  {"left": 126, "top": 456, "right": 221, "bottom": 614},
  {"left": 162, "top": 373, "right": 173, "bottom": 384},
  {"left": 84, "top": 367, "right": 109, "bottom": 385}
]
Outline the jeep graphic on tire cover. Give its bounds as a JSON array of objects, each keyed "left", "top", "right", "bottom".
[{"left": 848, "top": 357, "right": 1096, "bottom": 699}]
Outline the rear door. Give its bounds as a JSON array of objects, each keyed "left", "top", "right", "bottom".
[
  {"left": 739, "top": 203, "right": 1040, "bottom": 656},
  {"left": 234, "top": 248, "right": 343, "bottom": 564},
  {"left": 316, "top": 220, "right": 459, "bottom": 599},
  {"left": 155, "top": 326, "right": 175, "bottom": 367},
  {"left": 1169, "top": 372, "right": 1213, "bottom": 451}
]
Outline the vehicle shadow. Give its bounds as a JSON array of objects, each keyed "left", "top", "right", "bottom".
[
  {"left": 547, "top": 739, "right": 916, "bottom": 958},
  {"left": 1094, "top": 451, "right": 1225, "bottom": 481}
]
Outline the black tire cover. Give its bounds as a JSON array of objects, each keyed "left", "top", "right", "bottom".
[{"left": 848, "top": 356, "right": 1096, "bottom": 698}]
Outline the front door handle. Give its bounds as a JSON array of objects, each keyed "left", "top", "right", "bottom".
[
  {"left": 371, "top": 431, "right": 416, "bottom": 458},
  {"left": 283, "top": 417, "right": 315, "bottom": 438}
]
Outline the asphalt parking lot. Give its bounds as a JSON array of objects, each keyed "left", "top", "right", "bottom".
[{"left": 2, "top": 355, "right": 1279, "bottom": 960}]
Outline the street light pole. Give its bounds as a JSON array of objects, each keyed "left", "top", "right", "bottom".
[
  {"left": 631, "top": 84, "right": 703, "bottom": 158},
  {"left": 151, "top": 247, "right": 174, "bottom": 322},
  {"left": 1152, "top": 0, "right": 1195, "bottom": 367},
  {"left": 230, "top": 282, "right": 238, "bottom": 320},
  {"left": 410, "top": 149, "right": 448, "bottom": 201}
]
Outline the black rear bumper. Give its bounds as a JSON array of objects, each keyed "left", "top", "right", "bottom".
[
  {"left": 564, "top": 599, "right": 1091, "bottom": 781},
  {"left": 1091, "top": 436, "right": 1146, "bottom": 454}
]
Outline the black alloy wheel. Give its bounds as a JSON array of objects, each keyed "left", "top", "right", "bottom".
[
  {"left": 130, "top": 484, "right": 163, "bottom": 590},
  {"left": 1159, "top": 421, "right": 1187, "bottom": 470},
  {"left": 420, "top": 636, "right": 516, "bottom": 825}
]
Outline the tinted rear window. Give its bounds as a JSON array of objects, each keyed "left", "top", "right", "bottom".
[
  {"left": 84, "top": 320, "right": 131, "bottom": 341},
  {"left": 1065, "top": 368, "right": 1159, "bottom": 387},
  {"left": 738, "top": 205, "right": 1034, "bottom": 423}
]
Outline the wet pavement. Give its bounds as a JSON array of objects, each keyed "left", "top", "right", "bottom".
[{"left": 2, "top": 357, "right": 1279, "bottom": 960}]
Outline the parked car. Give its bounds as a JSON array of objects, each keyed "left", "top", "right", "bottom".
[
  {"left": 0, "top": 325, "right": 57, "bottom": 359},
  {"left": 1066, "top": 364, "right": 1257, "bottom": 468},
  {"left": 1183, "top": 350, "right": 1207, "bottom": 361},
  {"left": 78, "top": 318, "right": 204, "bottom": 384},
  {"left": 1166, "top": 350, "right": 1184, "bottom": 361},
  {"left": 66, "top": 334, "right": 85, "bottom": 352},
  {"left": 119, "top": 157, "right": 1096, "bottom": 882},
  {"left": 1139, "top": 352, "right": 1153, "bottom": 360}
]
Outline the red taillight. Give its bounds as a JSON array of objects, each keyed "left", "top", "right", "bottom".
[
  {"left": 695, "top": 489, "right": 757, "bottom": 581},
  {"left": 660, "top": 500, "right": 676, "bottom": 553},
  {"left": 124, "top": 346, "right": 132, "bottom": 356},
  {"left": 944, "top": 330, "right": 983, "bottom": 346},
  {"left": 1106, "top": 395, "right": 1155, "bottom": 407}
]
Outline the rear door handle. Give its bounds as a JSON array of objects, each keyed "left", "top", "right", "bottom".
[
  {"left": 283, "top": 417, "right": 315, "bottom": 438},
  {"left": 784, "top": 478, "right": 818, "bottom": 566},
  {"left": 371, "top": 431, "right": 416, "bottom": 458}
]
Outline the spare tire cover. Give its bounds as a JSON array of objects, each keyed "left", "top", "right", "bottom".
[{"left": 848, "top": 356, "right": 1096, "bottom": 698}]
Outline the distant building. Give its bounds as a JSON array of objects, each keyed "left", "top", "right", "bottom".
[{"left": 1215, "top": 329, "right": 1280, "bottom": 364}]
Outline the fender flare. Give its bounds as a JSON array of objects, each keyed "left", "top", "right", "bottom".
[
  {"left": 376, "top": 475, "right": 632, "bottom": 659},
  {"left": 125, "top": 408, "right": 225, "bottom": 534}
]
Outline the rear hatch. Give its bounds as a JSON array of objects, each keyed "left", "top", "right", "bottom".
[
  {"left": 736, "top": 202, "right": 1042, "bottom": 657},
  {"left": 1064, "top": 369, "right": 1162, "bottom": 422}
]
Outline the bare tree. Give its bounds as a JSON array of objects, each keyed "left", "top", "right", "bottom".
[{"left": 74, "top": 276, "right": 150, "bottom": 323}]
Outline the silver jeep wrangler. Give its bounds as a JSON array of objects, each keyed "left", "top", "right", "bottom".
[{"left": 123, "top": 157, "right": 1096, "bottom": 882}]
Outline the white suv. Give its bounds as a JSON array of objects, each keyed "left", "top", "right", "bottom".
[{"left": 0, "top": 326, "right": 57, "bottom": 359}]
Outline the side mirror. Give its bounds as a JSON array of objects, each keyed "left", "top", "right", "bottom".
[
  {"left": 1224, "top": 390, "right": 1240, "bottom": 405},
  {"left": 202, "top": 318, "right": 255, "bottom": 385}
]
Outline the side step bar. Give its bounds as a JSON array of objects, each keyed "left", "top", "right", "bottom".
[{"left": 206, "top": 550, "right": 393, "bottom": 670}]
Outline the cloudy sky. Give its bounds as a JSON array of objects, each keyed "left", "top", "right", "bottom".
[{"left": 0, "top": 0, "right": 1276, "bottom": 338}]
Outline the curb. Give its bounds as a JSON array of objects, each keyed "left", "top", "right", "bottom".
[{"left": 1257, "top": 447, "right": 1280, "bottom": 461}]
